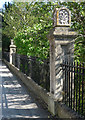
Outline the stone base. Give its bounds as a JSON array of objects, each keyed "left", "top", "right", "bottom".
[{"left": 3, "top": 59, "right": 84, "bottom": 119}]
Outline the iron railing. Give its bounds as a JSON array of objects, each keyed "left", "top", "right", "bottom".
[
  {"left": 3, "top": 52, "right": 85, "bottom": 117},
  {"left": 2, "top": 52, "right": 10, "bottom": 62},
  {"left": 15, "top": 54, "right": 50, "bottom": 91},
  {"left": 61, "top": 61, "right": 85, "bottom": 117},
  {"left": 3, "top": 52, "right": 50, "bottom": 91}
]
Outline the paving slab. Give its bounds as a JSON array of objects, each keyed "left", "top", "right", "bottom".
[{"left": 0, "top": 61, "right": 53, "bottom": 119}]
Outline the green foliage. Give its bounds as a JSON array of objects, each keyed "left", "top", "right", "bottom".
[
  {"left": 75, "top": 36, "right": 85, "bottom": 62},
  {"left": 3, "top": 2, "right": 30, "bottom": 38},
  {"left": 3, "top": 2, "right": 85, "bottom": 62},
  {"left": 2, "top": 35, "right": 10, "bottom": 51},
  {"left": 60, "top": 2, "right": 85, "bottom": 63},
  {"left": 13, "top": 2, "right": 54, "bottom": 60},
  {"left": 2, "top": 2, "right": 13, "bottom": 51}
]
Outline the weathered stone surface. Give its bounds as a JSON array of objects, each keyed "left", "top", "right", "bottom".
[
  {"left": 3, "top": 59, "right": 84, "bottom": 119},
  {"left": 3, "top": 59, "right": 57, "bottom": 115},
  {"left": 1, "top": 60, "right": 52, "bottom": 119},
  {"left": 53, "top": 7, "right": 71, "bottom": 27},
  {"left": 47, "top": 7, "right": 80, "bottom": 117},
  {"left": 56, "top": 102, "right": 84, "bottom": 119},
  {"left": 10, "top": 39, "right": 16, "bottom": 65},
  {"left": 48, "top": 26, "right": 77, "bottom": 101}
]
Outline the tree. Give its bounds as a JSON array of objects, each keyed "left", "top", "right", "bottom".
[
  {"left": 12, "top": 2, "right": 54, "bottom": 60},
  {"left": 2, "top": 2, "right": 13, "bottom": 51},
  {"left": 59, "top": 2, "right": 85, "bottom": 62},
  {"left": 3, "top": 2, "right": 85, "bottom": 62}
]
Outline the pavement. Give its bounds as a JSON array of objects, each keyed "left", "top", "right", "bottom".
[{"left": 0, "top": 60, "right": 53, "bottom": 120}]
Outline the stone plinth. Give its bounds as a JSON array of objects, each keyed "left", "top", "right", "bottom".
[
  {"left": 10, "top": 42, "right": 16, "bottom": 65},
  {"left": 48, "top": 27, "right": 77, "bottom": 101}
]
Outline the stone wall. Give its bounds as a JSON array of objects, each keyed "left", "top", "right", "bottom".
[{"left": 3, "top": 59, "right": 84, "bottom": 119}]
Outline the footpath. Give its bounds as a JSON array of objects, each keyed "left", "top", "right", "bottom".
[{"left": 0, "top": 60, "right": 55, "bottom": 120}]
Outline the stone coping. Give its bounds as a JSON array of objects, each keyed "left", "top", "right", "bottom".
[{"left": 3, "top": 59, "right": 84, "bottom": 119}]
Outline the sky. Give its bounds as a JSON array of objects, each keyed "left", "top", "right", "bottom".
[
  {"left": 0, "top": 0, "right": 12, "bottom": 8},
  {"left": 0, "top": 0, "right": 84, "bottom": 9}
]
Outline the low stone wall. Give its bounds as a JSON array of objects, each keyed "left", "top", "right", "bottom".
[
  {"left": 56, "top": 102, "right": 84, "bottom": 119},
  {"left": 3, "top": 59, "right": 84, "bottom": 119}
]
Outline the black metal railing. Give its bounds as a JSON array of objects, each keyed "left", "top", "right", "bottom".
[
  {"left": 61, "top": 61, "right": 85, "bottom": 117},
  {"left": 3, "top": 51, "right": 85, "bottom": 117},
  {"left": 2, "top": 52, "right": 10, "bottom": 62},
  {"left": 3, "top": 52, "right": 50, "bottom": 91},
  {"left": 15, "top": 54, "right": 50, "bottom": 91}
]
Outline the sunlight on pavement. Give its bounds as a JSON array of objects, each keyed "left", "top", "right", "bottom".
[
  {"left": 0, "top": 60, "right": 2, "bottom": 119},
  {"left": 1, "top": 62, "right": 50, "bottom": 119}
]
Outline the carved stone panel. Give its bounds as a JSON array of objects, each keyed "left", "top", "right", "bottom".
[{"left": 53, "top": 7, "right": 71, "bottom": 27}]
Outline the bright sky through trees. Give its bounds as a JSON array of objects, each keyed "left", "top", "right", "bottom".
[
  {"left": 0, "top": 0, "right": 84, "bottom": 8},
  {"left": 0, "top": 0, "right": 12, "bottom": 8}
]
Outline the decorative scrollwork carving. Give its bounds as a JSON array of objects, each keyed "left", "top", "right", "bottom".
[
  {"left": 59, "top": 9, "right": 69, "bottom": 25},
  {"left": 53, "top": 7, "right": 71, "bottom": 27}
]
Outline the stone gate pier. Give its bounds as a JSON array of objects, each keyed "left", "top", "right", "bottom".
[
  {"left": 10, "top": 39, "right": 16, "bottom": 65},
  {"left": 3, "top": 6, "right": 83, "bottom": 118},
  {"left": 48, "top": 7, "right": 77, "bottom": 115}
]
